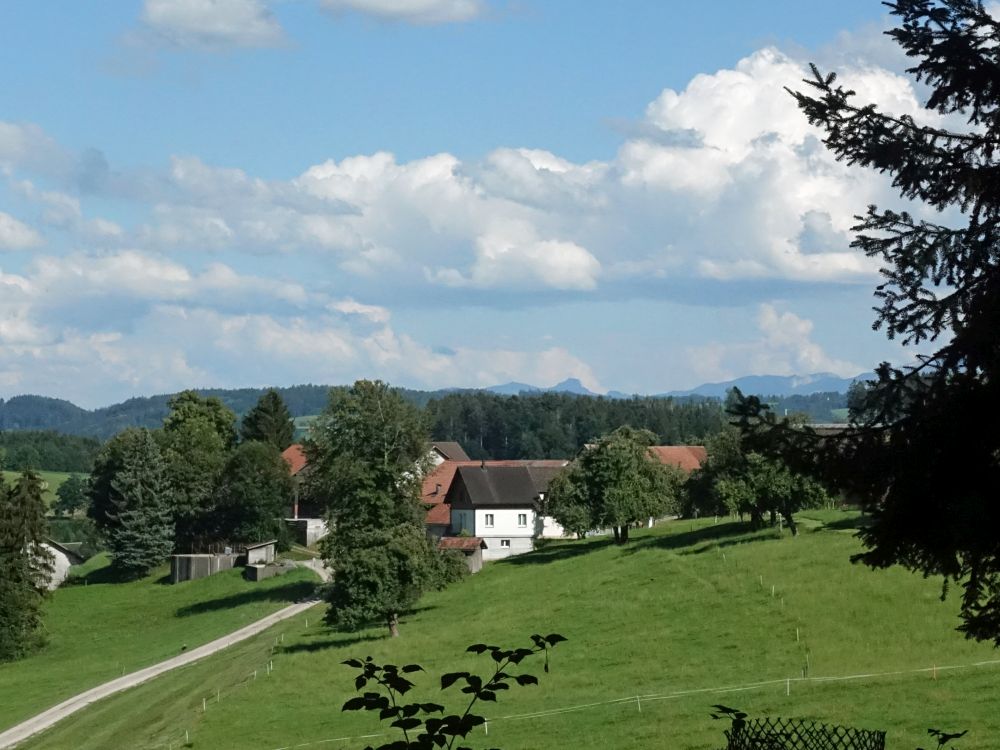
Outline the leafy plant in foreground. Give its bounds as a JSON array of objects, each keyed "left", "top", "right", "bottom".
[{"left": 341, "top": 633, "right": 566, "bottom": 749}]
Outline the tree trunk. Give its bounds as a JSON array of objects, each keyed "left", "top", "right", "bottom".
[
  {"left": 621, "top": 525, "right": 630, "bottom": 543},
  {"left": 612, "top": 526, "right": 621, "bottom": 544},
  {"left": 783, "top": 513, "right": 798, "bottom": 537},
  {"left": 388, "top": 612, "right": 400, "bottom": 638}
]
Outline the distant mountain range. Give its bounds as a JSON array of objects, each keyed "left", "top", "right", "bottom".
[
  {"left": 486, "top": 372, "right": 873, "bottom": 400},
  {"left": 0, "top": 372, "right": 871, "bottom": 440}
]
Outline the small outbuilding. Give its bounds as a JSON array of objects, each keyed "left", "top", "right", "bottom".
[
  {"left": 245, "top": 540, "right": 277, "bottom": 566},
  {"left": 438, "top": 536, "right": 487, "bottom": 574}
]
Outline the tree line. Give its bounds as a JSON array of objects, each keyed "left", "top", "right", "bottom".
[
  {"left": 425, "top": 391, "right": 727, "bottom": 459},
  {"left": 0, "top": 431, "right": 101, "bottom": 473}
]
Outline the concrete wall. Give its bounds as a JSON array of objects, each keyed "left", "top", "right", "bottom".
[
  {"left": 170, "top": 553, "right": 238, "bottom": 584},
  {"left": 286, "top": 518, "right": 329, "bottom": 547},
  {"left": 245, "top": 561, "right": 295, "bottom": 582},
  {"left": 247, "top": 544, "right": 276, "bottom": 565}
]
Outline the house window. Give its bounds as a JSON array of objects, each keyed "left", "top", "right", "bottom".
[
  {"left": 500, "top": 539, "right": 511, "bottom": 548},
  {"left": 484, "top": 513, "right": 494, "bottom": 528},
  {"left": 517, "top": 513, "right": 527, "bottom": 527}
]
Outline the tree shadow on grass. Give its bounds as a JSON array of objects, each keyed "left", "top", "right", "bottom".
[
  {"left": 820, "top": 514, "right": 872, "bottom": 532},
  {"left": 501, "top": 537, "right": 615, "bottom": 566},
  {"left": 281, "top": 632, "right": 386, "bottom": 654},
  {"left": 620, "top": 520, "right": 769, "bottom": 556},
  {"left": 175, "top": 580, "right": 318, "bottom": 616}
]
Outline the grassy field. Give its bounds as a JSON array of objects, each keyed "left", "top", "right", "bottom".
[
  {"left": 16, "top": 512, "right": 1000, "bottom": 750},
  {"left": 0, "top": 555, "right": 320, "bottom": 733},
  {"left": 2, "top": 469, "right": 76, "bottom": 507}
]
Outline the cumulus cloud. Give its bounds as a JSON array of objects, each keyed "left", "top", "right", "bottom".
[
  {"left": 0, "top": 211, "right": 42, "bottom": 250},
  {"left": 0, "top": 37, "right": 943, "bottom": 402},
  {"left": 685, "top": 303, "right": 863, "bottom": 383},
  {"left": 320, "top": 0, "right": 485, "bottom": 25},
  {"left": 141, "top": 0, "right": 285, "bottom": 48}
]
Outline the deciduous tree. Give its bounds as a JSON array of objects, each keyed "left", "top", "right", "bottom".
[
  {"left": 53, "top": 474, "right": 88, "bottom": 517},
  {"left": 545, "top": 427, "right": 680, "bottom": 544},
  {"left": 311, "top": 380, "right": 438, "bottom": 637},
  {"left": 213, "top": 440, "right": 293, "bottom": 546}
]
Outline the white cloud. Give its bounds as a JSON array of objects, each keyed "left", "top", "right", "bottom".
[
  {"left": 0, "top": 211, "right": 42, "bottom": 250},
  {"left": 329, "top": 298, "right": 392, "bottom": 324},
  {"left": 321, "top": 0, "right": 485, "bottom": 25},
  {"left": 141, "top": 0, "right": 285, "bottom": 48},
  {"left": 685, "top": 304, "right": 863, "bottom": 383}
]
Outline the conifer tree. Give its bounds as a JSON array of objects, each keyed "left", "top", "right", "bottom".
[
  {"left": 735, "top": 0, "right": 1000, "bottom": 643},
  {"left": 0, "top": 470, "right": 54, "bottom": 661},
  {"left": 106, "top": 429, "right": 175, "bottom": 578},
  {"left": 240, "top": 389, "right": 295, "bottom": 450}
]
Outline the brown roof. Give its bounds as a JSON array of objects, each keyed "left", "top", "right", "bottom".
[
  {"left": 438, "top": 536, "right": 486, "bottom": 551},
  {"left": 430, "top": 441, "right": 471, "bottom": 461},
  {"left": 448, "top": 461, "right": 567, "bottom": 508},
  {"left": 282, "top": 444, "right": 308, "bottom": 475},
  {"left": 648, "top": 445, "right": 707, "bottom": 473}
]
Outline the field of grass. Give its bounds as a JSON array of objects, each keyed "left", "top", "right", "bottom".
[
  {"left": 16, "top": 513, "right": 1000, "bottom": 750},
  {"left": 2, "top": 470, "right": 76, "bottom": 507},
  {"left": 0, "top": 555, "right": 320, "bottom": 733}
]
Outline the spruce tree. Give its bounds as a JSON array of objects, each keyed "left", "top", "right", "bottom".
[
  {"left": 736, "top": 1, "right": 1000, "bottom": 643},
  {"left": 240, "top": 389, "right": 295, "bottom": 450},
  {"left": 106, "top": 430, "right": 175, "bottom": 578},
  {"left": 0, "top": 470, "right": 54, "bottom": 661}
]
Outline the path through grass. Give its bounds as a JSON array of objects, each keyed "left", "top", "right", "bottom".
[{"left": 0, "top": 555, "right": 319, "bottom": 732}]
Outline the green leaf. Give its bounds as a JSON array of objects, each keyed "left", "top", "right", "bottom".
[
  {"left": 440, "top": 671, "right": 469, "bottom": 689},
  {"left": 341, "top": 697, "right": 367, "bottom": 712}
]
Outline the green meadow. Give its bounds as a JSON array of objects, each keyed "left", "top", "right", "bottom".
[
  {"left": 0, "top": 555, "right": 319, "bottom": 733},
  {"left": 15, "top": 513, "right": 1000, "bottom": 750},
  {"left": 2, "top": 470, "right": 75, "bottom": 508}
]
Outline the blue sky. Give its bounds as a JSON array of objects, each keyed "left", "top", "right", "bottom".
[{"left": 0, "top": 1, "right": 936, "bottom": 407}]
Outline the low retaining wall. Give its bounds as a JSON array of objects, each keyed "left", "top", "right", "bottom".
[{"left": 170, "top": 553, "right": 239, "bottom": 584}]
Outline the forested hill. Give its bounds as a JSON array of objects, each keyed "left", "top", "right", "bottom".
[
  {"left": 0, "top": 385, "right": 848, "bottom": 446},
  {"left": 0, "top": 386, "right": 348, "bottom": 439}
]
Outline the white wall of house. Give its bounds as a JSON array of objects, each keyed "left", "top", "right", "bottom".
[
  {"left": 43, "top": 544, "right": 72, "bottom": 590},
  {"left": 480, "top": 536, "right": 534, "bottom": 560},
  {"left": 538, "top": 515, "right": 568, "bottom": 539},
  {"left": 476, "top": 508, "right": 535, "bottom": 537}
]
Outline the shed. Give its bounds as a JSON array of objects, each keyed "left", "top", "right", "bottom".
[
  {"left": 245, "top": 540, "right": 277, "bottom": 565},
  {"left": 438, "top": 536, "right": 487, "bottom": 574}
]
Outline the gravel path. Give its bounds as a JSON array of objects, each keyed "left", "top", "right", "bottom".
[{"left": 0, "top": 561, "right": 331, "bottom": 749}]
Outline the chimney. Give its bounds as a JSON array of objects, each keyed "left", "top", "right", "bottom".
[{"left": 434, "top": 483, "right": 442, "bottom": 495}]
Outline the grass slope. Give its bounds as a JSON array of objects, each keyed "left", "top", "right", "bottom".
[
  {"left": 2, "top": 470, "right": 75, "bottom": 507},
  {"left": 0, "top": 555, "right": 318, "bottom": 732},
  {"left": 18, "top": 513, "right": 1000, "bottom": 750}
]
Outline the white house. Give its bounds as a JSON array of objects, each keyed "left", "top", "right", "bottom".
[{"left": 445, "top": 462, "right": 568, "bottom": 560}]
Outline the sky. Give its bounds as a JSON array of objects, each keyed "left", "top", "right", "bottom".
[{"left": 0, "top": 0, "right": 957, "bottom": 408}]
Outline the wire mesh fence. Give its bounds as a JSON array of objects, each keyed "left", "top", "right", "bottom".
[{"left": 723, "top": 716, "right": 886, "bottom": 750}]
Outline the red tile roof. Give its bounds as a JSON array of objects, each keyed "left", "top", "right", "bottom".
[
  {"left": 438, "top": 536, "right": 486, "bottom": 551},
  {"left": 648, "top": 445, "right": 707, "bottom": 473},
  {"left": 282, "top": 444, "right": 308, "bottom": 476}
]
